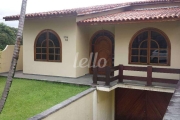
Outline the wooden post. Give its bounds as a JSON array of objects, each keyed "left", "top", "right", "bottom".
[
  {"left": 93, "top": 67, "right": 98, "bottom": 85},
  {"left": 118, "top": 64, "right": 123, "bottom": 83},
  {"left": 105, "top": 66, "right": 111, "bottom": 86},
  {"left": 147, "top": 66, "right": 152, "bottom": 86}
]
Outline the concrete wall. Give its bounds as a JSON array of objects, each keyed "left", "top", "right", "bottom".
[
  {"left": 115, "top": 21, "right": 180, "bottom": 79},
  {"left": 0, "top": 45, "right": 23, "bottom": 73},
  {"left": 43, "top": 91, "right": 94, "bottom": 120},
  {"left": 75, "top": 26, "right": 89, "bottom": 77},
  {"left": 97, "top": 90, "right": 114, "bottom": 120},
  {"left": 23, "top": 17, "right": 77, "bottom": 77},
  {"left": 32, "top": 89, "right": 115, "bottom": 120}
]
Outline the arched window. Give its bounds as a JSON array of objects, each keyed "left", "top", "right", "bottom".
[
  {"left": 129, "top": 28, "right": 170, "bottom": 65},
  {"left": 34, "top": 29, "right": 62, "bottom": 62}
]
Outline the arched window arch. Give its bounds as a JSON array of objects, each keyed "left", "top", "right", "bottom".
[
  {"left": 129, "top": 28, "right": 171, "bottom": 65},
  {"left": 34, "top": 29, "right": 62, "bottom": 62}
]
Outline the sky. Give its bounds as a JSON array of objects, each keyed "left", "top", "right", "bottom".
[{"left": 0, "top": 0, "right": 140, "bottom": 28}]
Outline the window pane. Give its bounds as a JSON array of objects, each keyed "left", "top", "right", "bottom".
[
  {"left": 49, "top": 40, "right": 54, "bottom": 47},
  {"left": 131, "top": 56, "right": 138, "bottom": 62},
  {"left": 140, "top": 50, "right": 147, "bottom": 56},
  {"left": 49, "top": 48, "right": 54, "bottom": 54},
  {"left": 151, "top": 31, "right": 167, "bottom": 48},
  {"left": 42, "top": 48, "right": 46, "bottom": 53},
  {"left": 55, "top": 55, "right": 60, "bottom": 60},
  {"left": 36, "top": 54, "right": 41, "bottom": 59},
  {"left": 150, "top": 50, "right": 158, "bottom": 56},
  {"left": 36, "top": 48, "right": 41, "bottom": 53},
  {"left": 132, "top": 49, "right": 138, "bottom": 55},
  {"left": 36, "top": 33, "right": 46, "bottom": 47},
  {"left": 55, "top": 48, "right": 60, "bottom": 54},
  {"left": 132, "top": 31, "right": 148, "bottom": 48},
  {"left": 140, "top": 57, "right": 147, "bottom": 63},
  {"left": 140, "top": 40, "right": 147, "bottom": 48},
  {"left": 151, "top": 40, "right": 158, "bottom": 48},
  {"left": 42, "top": 54, "right": 47, "bottom": 60},
  {"left": 159, "top": 57, "right": 167, "bottom": 64},
  {"left": 49, "top": 32, "right": 60, "bottom": 47},
  {"left": 49, "top": 55, "right": 54, "bottom": 60},
  {"left": 42, "top": 40, "right": 46, "bottom": 47}
]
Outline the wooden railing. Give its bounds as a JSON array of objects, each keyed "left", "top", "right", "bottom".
[{"left": 93, "top": 65, "right": 180, "bottom": 86}]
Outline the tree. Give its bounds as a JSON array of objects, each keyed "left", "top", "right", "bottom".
[
  {"left": 0, "top": 0, "right": 28, "bottom": 113},
  {"left": 0, "top": 23, "right": 17, "bottom": 50}
]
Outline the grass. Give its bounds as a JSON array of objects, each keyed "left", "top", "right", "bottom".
[{"left": 0, "top": 77, "right": 89, "bottom": 120}]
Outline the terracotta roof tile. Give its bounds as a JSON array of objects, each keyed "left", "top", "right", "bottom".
[
  {"left": 78, "top": 7, "right": 180, "bottom": 24},
  {"left": 3, "top": 0, "right": 180, "bottom": 21}
]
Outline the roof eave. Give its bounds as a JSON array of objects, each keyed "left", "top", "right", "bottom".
[
  {"left": 3, "top": 12, "right": 77, "bottom": 21},
  {"left": 77, "top": 18, "right": 180, "bottom": 25}
]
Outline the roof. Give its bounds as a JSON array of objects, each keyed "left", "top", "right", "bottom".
[
  {"left": 3, "top": 0, "right": 180, "bottom": 21},
  {"left": 78, "top": 6, "right": 180, "bottom": 24}
]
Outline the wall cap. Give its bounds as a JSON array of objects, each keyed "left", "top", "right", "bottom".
[{"left": 28, "top": 87, "right": 96, "bottom": 120}]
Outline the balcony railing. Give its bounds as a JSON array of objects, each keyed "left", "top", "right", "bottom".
[{"left": 93, "top": 65, "right": 180, "bottom": 86}]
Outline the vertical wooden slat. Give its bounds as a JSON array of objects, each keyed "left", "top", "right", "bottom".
[
  {"left": 118, "top": 64, "right": 124, "bottom": 83},
  {"left": 105, "top": 66, "right": 111, "bottom": 86},
  {"left": 147, "top": 66, "right": 152, "bottom": 86},
  {"left": 93, "top": 67, "right": 98, "bottom": 85}
]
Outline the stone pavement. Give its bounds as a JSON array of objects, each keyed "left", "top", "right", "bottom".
[{"left": 0, "top": 71, "right": 93, "bottom": 86}]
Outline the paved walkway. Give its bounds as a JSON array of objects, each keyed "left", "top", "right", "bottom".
[
  {"left": 0, "top": 71, "right": 93, "bottom": 86},
  {"left": 0, "top": 71, "right": 177, "bottom": 90}
]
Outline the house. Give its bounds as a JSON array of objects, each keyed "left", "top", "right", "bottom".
[{"left": 3, "top": 0, "right": 180, "bottom": 119}]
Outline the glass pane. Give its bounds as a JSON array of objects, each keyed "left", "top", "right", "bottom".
[
  {"left": 42, "top": 40, "right": 46, "bottom": 47},
  {"left": 151, "top": 40, "right": 158, "bottom": 48},
  {"left": 150, "top": 50, "right": 158, "bottom": 56},
  {"left": 42, "top": 48, "right": 46, "bottom": 53},
  {"left": 151, "top": 31, "right": 167, "bottom": 48},
  {"left": 140, "top": 40, "right": 147, "bottom": 48},
  {"left": 150, "top": 49, "right": 158, "bottom": 63},
  {"left": 131, "top": 56, "right": 138, "bottom": 62},
  {"left": 36, "top": 33, "right": 46, "bottom": 47},
  {"left": 151, "top": 57, "right": 158, "bottom": 63},
  {"left": 159, "top": 57, "right": 167, "bottom": 64},
  {"left": 36, "top": 54, "right": 41, "bottom": 59},
  {"left": 42, "top": 54, "right": 47, "bottom": 60},
  {"left": 49, "top": 40, "right": 54, "bottom": 47},
  {"left": 132, "top": 49, "right": 138, "bottom": 55},
  {"left": 49, "top": 48, "right": 54, "bottom": 54},
  {"left": 140, "top": 50, "right": 147, "bottom": 56},
  {"left": 55, "top": 55, "right": 60, "bottom": 60},
  {"left": 132, "top": 31, "right": 148, "bottom": 48},
  {"left": 140, "top": 57, "right": 147, "bottom": 63},
  {"left": 36, "top": 48, "right": 41, "bottom": 53},
  {"left": 49, "top": 32, "right": 60, "bottom": 47},
  {"left": 49, "top": 55, "right": 54, "bottom": 60},
  {"left": 55, "top": 48, "right": 60, "bottom": 54}
]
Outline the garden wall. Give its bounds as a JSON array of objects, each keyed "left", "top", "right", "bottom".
[
  {"left": 29, "top": 88, "right": 115, "bottom": 120},
  {"left": 0, "top": 45, "right": 23, "bottom": 73}
]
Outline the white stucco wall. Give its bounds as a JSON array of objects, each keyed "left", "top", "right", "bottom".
[
  {"left": 43, "top": 91, "right": 94, "bottom": 120},
  {"left": 115, "top": 21, "right": 180, "bottom": 79},
  {"left": 41, "top": 89, "right": 115, "bottom": 120},
  {"left": 97, "top": 90, "right": 114, "bottom": 120},
  {"left": 23, "top": 17, "right": 77, "bottom": 77},
  {"left": 75, "top": 26, "right": 89, "bottom": 77},
  {"left": 0, "top": 45, "right": 23, "bottom": 73}
]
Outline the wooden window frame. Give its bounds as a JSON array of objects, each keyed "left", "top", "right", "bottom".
[
  {"left": 34, "top": 29, "right": 62, "bottom": 62},
  {"left": 129, "top": 28, "right": 171, "bottom": 66}
]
